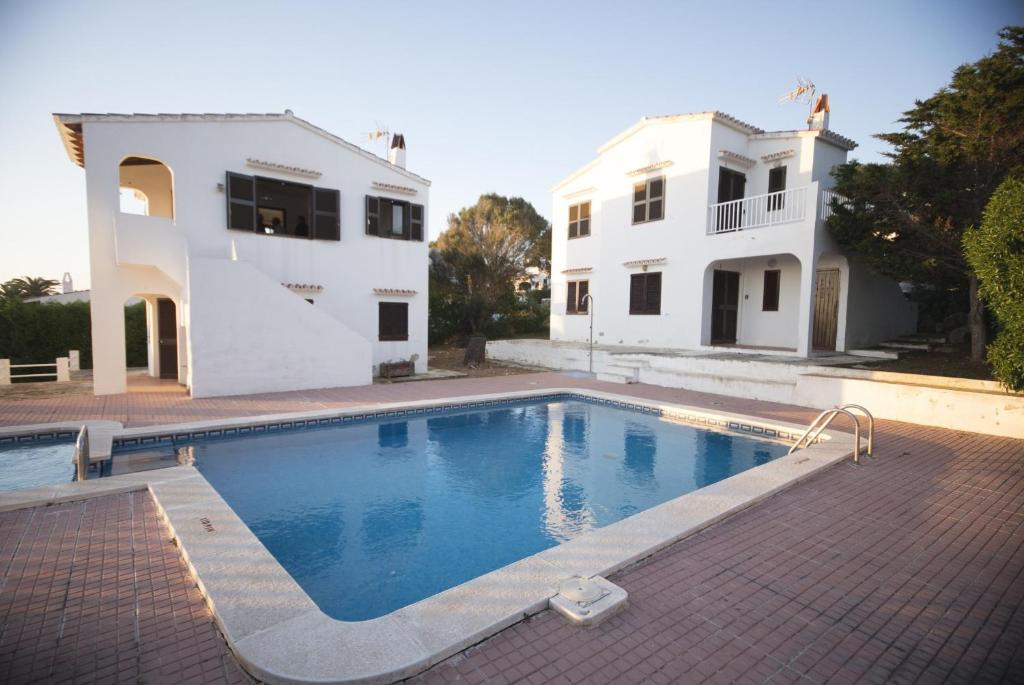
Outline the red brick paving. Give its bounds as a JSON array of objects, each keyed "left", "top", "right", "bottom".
[
  {"left": 1, "top": 373, "right": 1022, "bottom": 683},
  {"left": 0, "top": 492, "right": 252, "bottom": 684}
]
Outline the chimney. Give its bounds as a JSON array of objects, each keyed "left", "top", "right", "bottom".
[
  {"left": 62, "top": 272, "right": 73, "bottom": 294},
  {"left": 388, "top": 133, "right": 407, "bottom": 169},
  {"left": 807, "top": 94, "right": 830, "bottom": 131}
]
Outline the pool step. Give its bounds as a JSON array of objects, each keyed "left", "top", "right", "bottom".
[{"left": 595, "top": 370, "right": 638, "bottom": 384}]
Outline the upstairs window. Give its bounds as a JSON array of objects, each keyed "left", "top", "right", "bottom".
[
  {"left": 225, "top": 172, "right": 339, "bottom": 241},
  {"left": 632, "top": 177, "right": 665, "bottom": 224},
  {"left": 762, "top": 269, "right": 781, "bottom": 311},
  {"left": 566, "top": 280, "right": 589, "bottom": 314},
  {"left": 568, "top": 201, "right": 591, "bottom": 238},
  {"left": 366, "top": 196, "right": 424, "bottom": 241},
  {"left": 629, "top": 272, "right": 661, "bottom": 315},
  {"left": 378, "top": 302, "right": 409, "bottom": 341},
  {"left": 768, "top": 166, "right": 787, "bottom": 211}
]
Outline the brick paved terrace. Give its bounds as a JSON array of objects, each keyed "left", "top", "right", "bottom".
[{"left": 0, "top": 373, "right": 1022, "bottom": 683}]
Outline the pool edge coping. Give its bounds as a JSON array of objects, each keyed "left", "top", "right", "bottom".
[{"left": 0, "top": 387, "right": 860, "bottom": 684}]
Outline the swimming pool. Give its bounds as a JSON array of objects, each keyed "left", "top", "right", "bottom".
[
  {"left": 120, "top": 396, "right": 789, "bottom": 621},
  {"left": 0, "top": 441, "right": 75, "bottom": 491}
]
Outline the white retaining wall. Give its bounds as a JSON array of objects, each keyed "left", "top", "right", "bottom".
[{"left": 487, "top": 339, "right": 1024, "bottom": 439}]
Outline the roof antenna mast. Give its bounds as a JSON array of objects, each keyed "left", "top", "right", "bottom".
[
  {"left": 779, "top": 77, "right": 816, "bottom": 116},
  {"left": 366, "top": 123, "right": 391, "bottom": 156}
]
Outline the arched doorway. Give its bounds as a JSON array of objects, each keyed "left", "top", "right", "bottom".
[
  {"left": 118, "top": 156, "right": 173, "bottom": 219},
  {"left": 156, "top": 298, "right": 178, "bottom": 379}
]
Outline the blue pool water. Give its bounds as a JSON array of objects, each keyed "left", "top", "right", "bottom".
[
  {"left": 0, "top": 441, "right": 75, "bottom": 491},
  {"left": 123, "top": 398, "right": 788, "bottom": 621}
]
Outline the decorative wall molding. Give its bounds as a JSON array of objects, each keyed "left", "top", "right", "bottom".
[
  {"left": 373, "top": 288, "right": 418, "bottom": 297},
  {"left": 283, "top": 283, "right": 324, "bottom": 293},
  {"left": 372, "top": 181, "right": 418, "bottom": 196},
  {"left": 246, "top": 158, "right": 322, "bottom": 179},
  {"left": 761, "top": 149, "right": 795, "bottom": 163},
  {"left": 561, "top": 266, "right": 593, "bottom": 275},
  {"left": 622, "top": 257, "right": 667, "bottom": 269},
  {"left": 563, "top": 186, "right": 596, "bottom": 200},
  {"left": 626, "top": 160, "right": 673, "bottom": 177},
  {"left": 717, "top": 150, "right": 757, "bottom": 169}
]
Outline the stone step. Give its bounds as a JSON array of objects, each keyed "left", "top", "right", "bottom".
[
  {"left": 595, "top": 371, "right": 637, "bottom": 384},
  {"left": 846, "top": 348, "right": 901, "bottom": 360},
  {"left": 878, "top": 340, "right": 932, "bottom": 351}
]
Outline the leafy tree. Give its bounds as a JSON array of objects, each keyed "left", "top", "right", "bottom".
[
  {"left": 964, "top": 176, "right": 1024, "bottom": 391},
  {"left": 431, "top": 194, "right": 550, "bottom": 337},
  {"left": 828, "top": 27, "right": 1024, "bottom": 360}
]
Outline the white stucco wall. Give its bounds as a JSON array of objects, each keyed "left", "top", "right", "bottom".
[{"left": 75, "top": 114, "right": 429, "bottom": 395}]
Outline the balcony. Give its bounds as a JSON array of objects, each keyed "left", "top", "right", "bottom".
[{"left": 707, "top": 186, "right": 809, "bottom": 235}]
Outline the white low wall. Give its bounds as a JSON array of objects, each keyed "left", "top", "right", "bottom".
[{"left": 487, "top": 339, "right": 1024, "bottom": 439}]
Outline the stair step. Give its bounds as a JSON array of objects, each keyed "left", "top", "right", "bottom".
[
  {"left": 847, "top": 348, "right": 901, "bottom": 360},
  {"left": 878, "top": 341, "right": 932, "bottom": 351},
  {"left": 596, "top": 371, "right": 637, "bottom": 384}
]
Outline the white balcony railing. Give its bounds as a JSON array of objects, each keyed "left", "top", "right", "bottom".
[
  {"left": 707, "top": 186, "right": 809, "bottom": 234},
  {"left": 819, "top": 188, "right": 851, "bottom": 221}
]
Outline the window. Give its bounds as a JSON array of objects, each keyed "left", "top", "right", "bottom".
[
  {"left": 119, "top": 156, "right": 173, "bottom": 219},
  {"left": 225, "top": 172, "right": 339, "bottom": 241},
  {"left": 768, "top": 166, "right": 787, "bottom": 211},
  {"left": 632, "top": 177, "right": 665, "bottom": 224},
  {"left": 629, "top": 272, "right": 661, "bottom": 315},
  {"left": 378, "top": 302, "right": 409, "bottom": 341},
  {"left": 762, "top": 270, "right": 781, "bottom": 311},
  {"left": 366, "top": 195, "right": 425, "bottom": 241},
  {"left": 566, "top": 280, "right": 589, "bottom": 314},
  {"left": 568, "top": 201, "right": 591, "bottom": 238}
]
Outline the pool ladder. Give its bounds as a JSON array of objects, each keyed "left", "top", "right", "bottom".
[{"left": 788, "top": 404, "right": 874, "bottom": 465}]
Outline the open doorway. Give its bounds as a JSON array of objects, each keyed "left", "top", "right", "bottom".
[{"left": 157, "top": 298, "right": 178, "bottom": 379}]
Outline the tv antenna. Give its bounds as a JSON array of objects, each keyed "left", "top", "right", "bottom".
[
  {"left": 779, "top": 77, "right": 817, "bottom": 117},
  {"left": 366, "top": 123, "right": 391, "bottom": 155}
]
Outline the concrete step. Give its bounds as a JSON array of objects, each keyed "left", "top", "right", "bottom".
[
  {"left": 847, "top": 348, "right": 901, "bottom": 360},
  {"left": 897, "top": 333, "right": 947, "bottom": 344},
  {"left": 595, "top": 371, "right": 637, "bottom": 384},
  {"left": 878, "top": 340, "right": 932, "bottom": 351}
]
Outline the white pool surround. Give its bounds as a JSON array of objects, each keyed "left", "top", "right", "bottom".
[{"left": 0, "top": 388, "right": 859, "bottom": 684}]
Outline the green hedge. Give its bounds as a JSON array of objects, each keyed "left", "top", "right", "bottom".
[{"left": 0, "top": 299, "right": 148, "bottom": 370}]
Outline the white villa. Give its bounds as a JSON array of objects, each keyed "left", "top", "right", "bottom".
[
  {"left": 549, "top": 99, "right": 916, "bottom": 356},
  {"left": 53, "top": 111, "right": 429, "bottom": 397}
]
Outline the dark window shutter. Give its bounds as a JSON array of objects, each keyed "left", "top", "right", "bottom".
[
  {"left": 768, "top": 167, "right": 787, "bottom": 211},
  {"left": 365, "top": 195, "right": 380, "bottom": 235},
  {"left": 566, "top": 281, "right": 577, "bottom": 314},
  {"left": 226, "top": 172, "right": 255, "bottom": 231},
  {"left": 313, "top": 188, "right": 340, "bottom": 241},
  {"left": 580, "top": 202, "right": 591, "bottom": 236},
  {"left": 646, "top": 273, "right": 662, "bottom": 314},
  {"left": 629, "top": 274, "right": 645, "bottom": 313},
  {"left": 410, "top": 204, "right": 424, "bottom": 241},
  {"left": 762, "top": 270, "right": 781, "bottom": 311},
  {"left": 378, "top": 302, "right": 409, "bottom": 341},
  {"left": 578, "top": 281, "right": 589, "bottom": 312}
]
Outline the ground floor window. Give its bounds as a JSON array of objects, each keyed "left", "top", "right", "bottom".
[
  {"left": 378, "top": 302, "right": 409, "bottom": 341},
  {"left": 762, "top": 269, "right": 781, "bottom": 311},
  {"left": 629, "top": 272, "right": 661, "bottom": 315},
  {"left": 566, "top": 280, "right": 589, "bottom": 314}
]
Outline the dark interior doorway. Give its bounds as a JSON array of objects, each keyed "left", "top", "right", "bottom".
[
  {"left": 157, "top": 298, "right": 178, "bottom": 379},
  {"left": 711, "top": 270, "right": 741, "bottom": 344}
]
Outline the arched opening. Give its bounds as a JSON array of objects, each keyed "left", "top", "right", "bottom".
[
  {"left": 119, "top": 187, "right": 149, "bottom": 215},
  {"left": 701, "top": 253, "right": 802, "bottom": 351},
  {"left": 118, "top": 156, "right": 173, "bottom": 219}
]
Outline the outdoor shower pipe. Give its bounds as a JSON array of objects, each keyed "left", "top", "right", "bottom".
[{"left": 581, "top": 293, "right": 594, "bottom": 374}]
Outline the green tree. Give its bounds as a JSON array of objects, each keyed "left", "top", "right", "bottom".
[
  {"left": 964, "top": 176, "right": 1024, "bottom": 391},
  {"left": 0, "top": 276, "right": 60, "bottom": 301},
  {"left": 828, "top": 26, "right": 1024, "bottom": 360},
  {"left": 431, "top": 194, "right": 550, "bottom": 336}
]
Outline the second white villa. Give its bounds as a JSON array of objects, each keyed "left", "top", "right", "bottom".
[
  {"left": 549, "top": 98, "right": 916, "bottom": 356},
  {"left": 54, "top": 111, "right": 428, "bottom": 397}
]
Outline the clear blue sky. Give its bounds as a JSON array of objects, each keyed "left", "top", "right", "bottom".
[{"left": 0, "top": 0, "right": 1020, "bottom": 289}]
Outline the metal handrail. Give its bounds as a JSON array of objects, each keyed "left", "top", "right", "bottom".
[
  {"left": 74, "top": 426, "right": 90, "bottom": 482},
  {"left": 788, "top": 406, "right": 865, "bottom": 465},
  {"left": 839, "top": 404, "right": 874, "bottom": 456}
]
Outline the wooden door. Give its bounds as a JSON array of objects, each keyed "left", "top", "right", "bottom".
[
  {"left": 711, "top": 270, "right": 740, "bottom": 344},
  {"left": 157, "top": 298, "right": 178, "bottom": 379},
  {"left": 717, "top": 168, "right": 746, "bottom": 230},
  {"left": 812, "top": 269, "right": 840, "bottom": 351}
]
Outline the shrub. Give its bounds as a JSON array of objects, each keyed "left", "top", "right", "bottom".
[{"left": 964, "top": 176, "right": 1024, "bottom": 391}]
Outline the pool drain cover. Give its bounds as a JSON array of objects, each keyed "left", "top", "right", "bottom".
[
  {"left": 558, "top": 577, "right": 604, "bottom": 604},
  {"left": 550, "top": 575, "right": 628, "bottom": 627}
]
